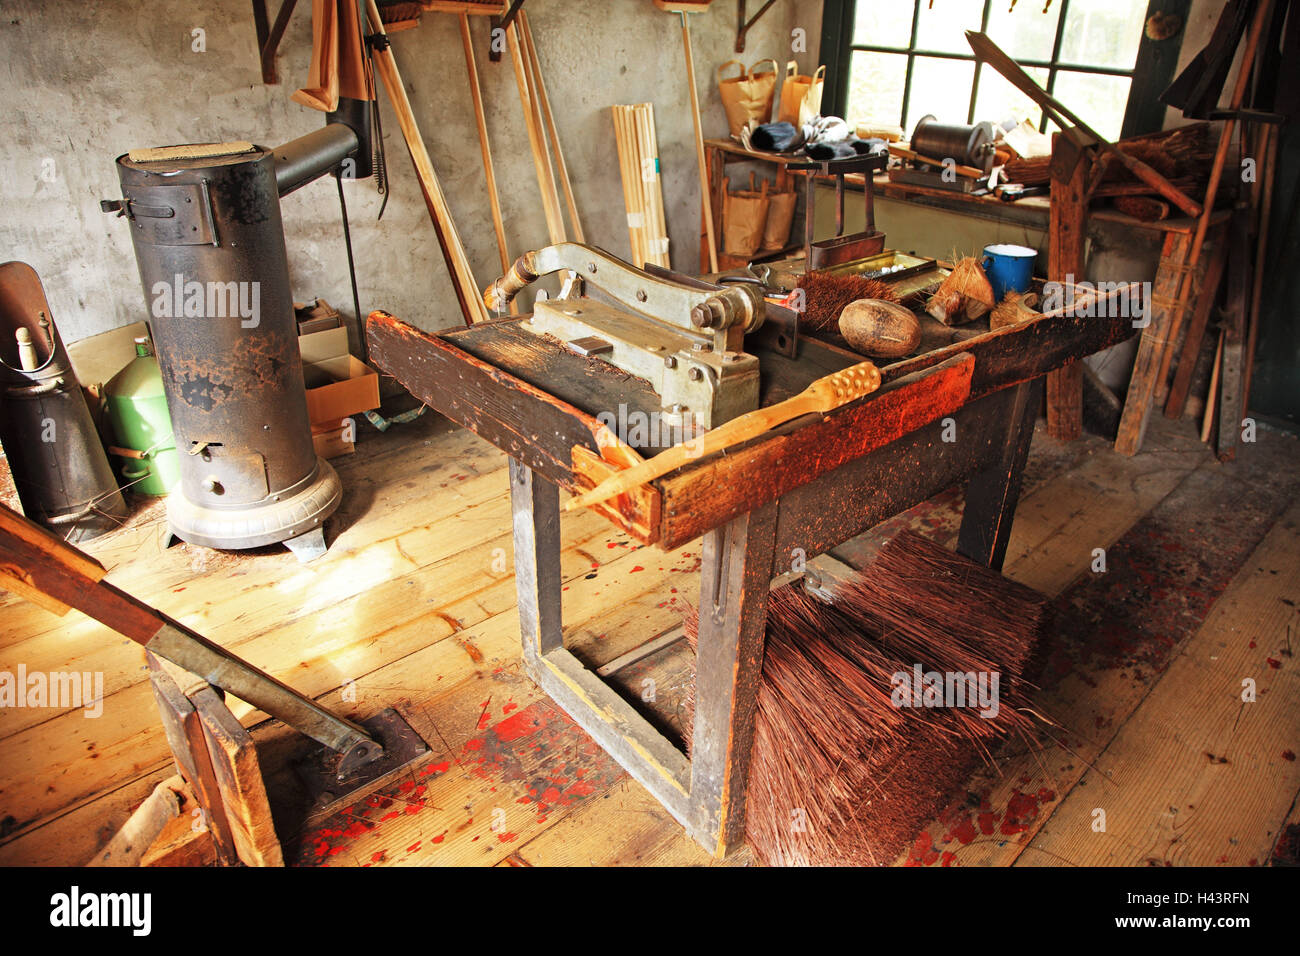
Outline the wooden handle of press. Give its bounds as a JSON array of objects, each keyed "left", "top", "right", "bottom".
[
  {"left": 565, "top": 361, "right": 881, "bottom": 511},
  {"left": 484, "top": 251, "right": 540, "bottom": 313}
]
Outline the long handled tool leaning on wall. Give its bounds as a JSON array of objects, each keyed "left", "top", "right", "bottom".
[{"left": 363, "top": 0, "right": 489, "bottom": 325}]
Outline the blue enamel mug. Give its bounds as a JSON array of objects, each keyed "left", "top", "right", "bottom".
[{"left": 981, "top": 244, "right": 1037, "bottom": 301}]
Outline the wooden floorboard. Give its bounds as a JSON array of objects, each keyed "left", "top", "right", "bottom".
[
  {"left": 2, "top": 407, "right": 1297, "bottom": 866},
  {"left": 897, "top": 421, "right": 1300, "bottom": 867},
  {"left": 1019, "top": 500, "right": 1300, "bottom": 866}
]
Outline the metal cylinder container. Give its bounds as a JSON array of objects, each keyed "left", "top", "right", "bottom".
[
  {"left": 911, "top": 115, "right": 998, "bottom": 174},
  {"left": 0, "top": 262, "right": 128, "bottom": 542},
  {"left": 112, "top": 144, "right": 340, "bottom": 556}
]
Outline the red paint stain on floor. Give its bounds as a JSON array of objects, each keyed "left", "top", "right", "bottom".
[
  {"left": 905, "top": 831, "right": 941, "bottom": 867},
  {"left": 458, "top": 699, "right": 624, "bottom": 825},
  {"left": 1000, "top": 788, "right": 1056, "bottom": 836},
  {"left": 293, "top": 767, "right": 447, "bottom": 865}
]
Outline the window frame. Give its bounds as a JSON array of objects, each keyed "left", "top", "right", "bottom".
[{"left": 819, "top": 0, "right": 1191, "bottom": 140}]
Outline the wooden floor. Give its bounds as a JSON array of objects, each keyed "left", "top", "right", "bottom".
[{"left": 1, "top": 408, "right": 1297, "bottom": 867}]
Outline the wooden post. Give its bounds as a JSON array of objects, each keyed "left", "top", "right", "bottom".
[
  {"left": 957, "top": 378, "right": 1042, "bottom": 571},
  {"left": 1046, "top": 132, "right": 1089, "bottom": 442},
  {"left": 689, "top": 502, "right": 779, "bottom": 856},
  {"left": 191, "top": 686, "right": 285, "bottom": 867},
  {"left": 147, "top": 657, "right": 240, "bottom": 865}
]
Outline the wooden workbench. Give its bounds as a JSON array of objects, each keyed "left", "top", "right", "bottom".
[{"left": 366, "top": 281, "right": 1139, "bottom": 856}]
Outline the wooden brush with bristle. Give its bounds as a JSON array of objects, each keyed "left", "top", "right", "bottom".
[{"left": 796, "top": 271, "right": 899, "bottom": 333}]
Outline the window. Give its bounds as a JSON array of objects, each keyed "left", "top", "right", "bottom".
[{"left": 824, "top": 0, "right": 1179, "bottom": 142}]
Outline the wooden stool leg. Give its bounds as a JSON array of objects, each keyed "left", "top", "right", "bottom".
[
  {"left": 688, "top": 501, "right": 779, "bottom": 856},
  {"left": 957, "top": 378, "right": 1042, "bottom": 571}
]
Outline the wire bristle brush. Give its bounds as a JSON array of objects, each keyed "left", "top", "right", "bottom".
[
  {"left": 796, "top": 271, "right": 899, "bottom": 332},
  {"left": 683, "top": 531, "right": 1050, "bottom": 866}
]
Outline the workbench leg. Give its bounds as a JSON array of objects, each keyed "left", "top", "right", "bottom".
[
  {"left": 688, "top": 501, "right": 779, "bottom": 857},
  {"left": 956, "top": 378, "right": 1042, "bottom": 572},
  {"left": 508, "top": 459, "right": 563, "bottom": 660}
]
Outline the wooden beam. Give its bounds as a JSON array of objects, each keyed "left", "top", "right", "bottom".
[{"left": 1046, "top": 132, "right": 1089, "bottom": 442}]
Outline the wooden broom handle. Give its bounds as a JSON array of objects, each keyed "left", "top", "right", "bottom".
[{"left": 565, "top": 361, "right": 881, "bottom": 511}]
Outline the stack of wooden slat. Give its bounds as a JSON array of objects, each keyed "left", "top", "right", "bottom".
[{"left": 612, "top": 103, "right": 671, "bottom": 268}]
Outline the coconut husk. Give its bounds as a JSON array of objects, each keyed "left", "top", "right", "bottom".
[
  {"left": 990, "top": 290, "right": 1040, "bottom": 330},
  {"left": 927, "top": 258, "right": 995, "bottom": 325}
]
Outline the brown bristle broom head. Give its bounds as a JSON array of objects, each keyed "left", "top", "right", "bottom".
[
  {"left": 683, "top": 531, "right": 1051, "bottom": 866},
  {"left": 796, "top": 271, "right": 899, "bottom": 333}
]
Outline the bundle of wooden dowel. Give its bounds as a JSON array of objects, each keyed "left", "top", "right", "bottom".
[{"left": 611, "top": 103, "right": 671, "bottom": 269}]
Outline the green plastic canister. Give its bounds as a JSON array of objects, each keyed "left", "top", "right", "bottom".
[{"left": 103, "top": 337, "right": 178, "bottom": 496}]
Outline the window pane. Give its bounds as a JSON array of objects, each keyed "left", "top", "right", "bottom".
[
  {"left": 974, "top": 63, "right": 1048, "bottom": 128},
  {"left": 1050, "top": 71, "right": 1132, "bottom": 140},
  {"left": 915, "top": 0, "right": 984, "bottom": 54},
  {"left": 985, "top": 1, "right": 1061, "bottom": 62},
  {"left": 847, "top": 50, "right": 909, "bottom": 126},
  {"left": 1058, "top": 0, "right": 1145, "bottom": 70},
  {"left": 852, "top": 0, "right": 914, "bottom": 48},
  {"left": 904, "top": 56, "right": 977, "bottom": 132}
]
